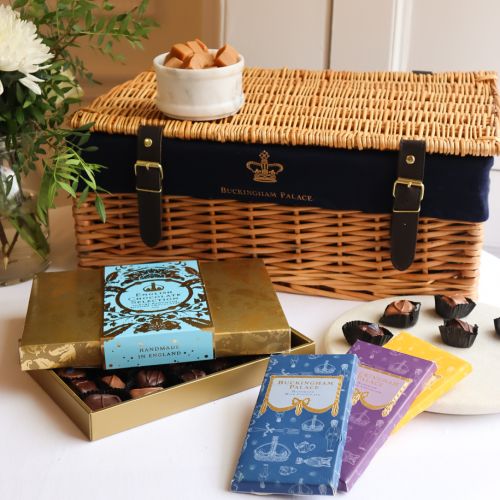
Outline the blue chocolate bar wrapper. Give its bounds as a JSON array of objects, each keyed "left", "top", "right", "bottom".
[{"left": 231, "top": 354, "right": 359, "bottom": 496}]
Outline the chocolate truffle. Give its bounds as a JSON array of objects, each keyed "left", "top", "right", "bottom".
[
  {"left": 205, "top": 358, "right": 232, "bottom": 373},
  {"left": 179, "top": 369, "right": 206, "bottom": 383},
  {"left": 72, "top": 379, "right": 98, "bottom": 396},
  {"left": 84, "top": 393, "right": 122, "bottom": 411},
  {"left": 342, "top": 321, "right": 393, "bottom": 346},
  {"left": 442, "top": 296, "right": 468, "bottom": 306},
  {"left": 166, "top": 362, "right": 191, "bottom": 375},
  {"left": 136, "top": 369, "right": 165, "bottom": 388},
  {"left": 434, "top": 295, "right": 476, "bottom": 319},
  {"left": 380, "top": 300, "right": 421, "bottom": 328},
  {"left": 101, "top": 374, "right": 126, "bottom": 390},
  {"left": 495, "top": 317, "right": 500, "bottom": 337},
  {"left": 439, "top": 318, "right": 478, "bottom": 348},
  {"left": 129, "top": 387, "right": 163, "bottom": 399},
  {"left": 57, "top": 368, "right": 87, "bottom": 380}
]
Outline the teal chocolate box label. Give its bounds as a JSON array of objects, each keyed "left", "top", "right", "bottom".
[{"left": 103, "top": 261, "right": 213, "bottom": 369}]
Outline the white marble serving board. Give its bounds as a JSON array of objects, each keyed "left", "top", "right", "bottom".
[{"left": 324, "top": 295, "right": 500, "bottom": 415}]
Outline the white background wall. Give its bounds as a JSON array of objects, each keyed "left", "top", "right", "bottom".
[
  {"left": 223, "top": 0, "right": 333, "bottom": 69},
  {"left": 219, "top": 0, "right": 500, "bottom": 251}
]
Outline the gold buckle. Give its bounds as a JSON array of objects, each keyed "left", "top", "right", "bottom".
[
  {"left": 392, "top": 178, "right": 425, "bottom": 200},
  {"left": 136, "top": 186, "right": 162, "bottom": 194},
  {"left": 134, "top": 161, "right": 164, "bottom": 180},
  {"left": 134, "top": 161, "right": 163, "bottom": 194},
  {"left": 392, "top": 178, "right": 424, "bottom": 213}
]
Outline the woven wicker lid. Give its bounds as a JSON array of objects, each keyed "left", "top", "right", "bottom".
[{"left": 71, "top": 68, "right": 500, "bottom": 157}]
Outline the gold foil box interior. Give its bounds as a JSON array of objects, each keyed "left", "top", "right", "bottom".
[
  {"left": 29, "top": 328, "right": 315, "bottom": 440},
  {"left": 19, "top": 259, "right": 290, "bottom": 370}
]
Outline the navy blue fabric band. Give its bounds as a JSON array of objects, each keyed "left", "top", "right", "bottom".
[{"left": 80, "top": 132, "right": 493, "bottom": 223}]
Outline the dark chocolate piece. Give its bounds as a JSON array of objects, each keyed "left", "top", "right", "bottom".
[
  {"left": 447, "top": 319, "right": 475, "bottom": 332},
  {"left": 101, "top": 374, "right": 126, "bottom": 389},
  {"left": 129, "top": 387, "right": 163, "bottom": 399},
  {"left": 384, "top": 299, "right": 415, "bottom": 315},
  {"left": 137, "top": 369, "right": 165, "bottom": 388},
  {"left": 494, "top": 317, "right": 500, "bottom": 336},
  {"left": 342, "top": 321, "right": 393, "bottom": 346},
  {"left": 166, "top": 362, "right": 192, "bottom": 375},
  {"left": 179, "top": 369, "right": 206, "bottom": 383},
  {"left": 439, "top": 318, "right": 478, "bottom": 348},
  {"left": 205, "top": 359, "right": 232, "bottom": 373},
  {"left": 84, "top": 393, "right": 122, "bottom": 410},
  {"left": 57, "top": 368, "right": 87, "bottom": 380},
  {"left": 380, "top": 300, "right": 421, "bottom": 328},
  {"left": 360, "top": 323, "right": 384, "bottom": 336},
  {"left": 434, "top": 295, "right": 476, "bottom": 319},
  {"left": 443, "top": 296, "right": 468, "bottom": 306},
  {"left": 72, "top": 379, "right": 98, "bottom": 396}
]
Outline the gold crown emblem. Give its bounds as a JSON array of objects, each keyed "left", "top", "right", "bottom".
[
  {"left": 246, "top": 151, "right": 284, "bottom": 183},
  {"left": 143, "top": 281, "right": 164, "bottom": 292}
]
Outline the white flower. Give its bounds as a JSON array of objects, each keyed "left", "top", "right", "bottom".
[{"left": 0, "top": 5, "right": 52, "bottom": 95}]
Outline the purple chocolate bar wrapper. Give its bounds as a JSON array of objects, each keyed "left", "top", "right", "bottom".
[{"left": 339, "top": 340, "right": 436, "bottom": 491}]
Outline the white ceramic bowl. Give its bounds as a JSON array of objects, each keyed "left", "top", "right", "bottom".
[{"left": 153, "top": 50, "right": 245, "bottom": 121}]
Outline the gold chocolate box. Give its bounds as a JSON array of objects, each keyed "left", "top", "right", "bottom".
[
  {"left": 19, "top": 259, "right": 290, "bottom": 370},
  {"left": 29, "top": 329, "right": 315, "bottom": 440}
]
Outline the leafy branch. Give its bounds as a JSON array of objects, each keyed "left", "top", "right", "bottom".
[{"left": 0, "top": 1, "right": 157, "bottom": 261}]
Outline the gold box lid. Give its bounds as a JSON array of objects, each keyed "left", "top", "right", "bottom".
[{"left": 20, "top": 259, "right": 290, "bottom": 370}]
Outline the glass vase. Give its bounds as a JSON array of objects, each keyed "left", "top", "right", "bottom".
[{"left": 0, "top": 139, "right": 50, "bottom": 286}]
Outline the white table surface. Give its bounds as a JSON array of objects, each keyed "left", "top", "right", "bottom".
[{"left": 1, "top": 205, "right": 499, "bottom": 500}]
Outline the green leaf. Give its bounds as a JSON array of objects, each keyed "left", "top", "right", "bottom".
[
  {"left": 15, "top": 83, "right": 25, "bottom": 104},
  {"left": 15, "top": 108, "right": 25, "bottom": 126},
  {"left": 76, "top": 134, "right": 90, "bottom": 147},
  {"left": 47, "top": 182, "right": 57, "bottom": 209},
  {"left": 85, "top": 10, "right": 93, "bottom": 29},
  {"left": 81, "top": 176, "right": 97, "bottom": 190},
  {"left": 95, "top": 195, "right": 106, "bottom": 223},
  {"left": 8, "top": 211, "right": 50, "bottom": 260},
  {"left": 30, "top": 106, "right": 45, "bottom": 123},
  {"left": 95, "top": 17, "right": 105, "bottom": 32},
  {"left": 76, "top": 122, "right": 95, "bottom": 132},
  {"left": 77, "top": 186, "right": 90, "bottom": 207},
  {"left": 57, "top": 182, "right": 77, "bottom": 198},
  {"left": 57, "top": 171, "right": 78, "bottom": 181},
  {"left": 138, "top": 0, "right": 148, "bottom": 15}
]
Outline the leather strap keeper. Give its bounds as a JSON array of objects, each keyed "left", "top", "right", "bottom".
[
  {"left": 390, "top": 140, "right": 426, "bottom": 271},
  {"left": 135, "top": 125, "right": 163, "bottom": 247}
]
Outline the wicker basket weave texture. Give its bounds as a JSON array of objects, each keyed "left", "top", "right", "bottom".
[
  {"left": 74, "top": 194, "right": 483, "bottom": 301},
  {"left": 70, "top": 69, "right": 499, "bottom": 300},
  {"left": 72, "top": 68, "right": 500, "bottom": 156}
]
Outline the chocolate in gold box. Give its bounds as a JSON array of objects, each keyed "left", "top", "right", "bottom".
[
  {"left": 19, "top": 259, "right": 290, "bottom": 370},
  {"left": 29, "top": 329, "right": 314, "bottom": 440}
]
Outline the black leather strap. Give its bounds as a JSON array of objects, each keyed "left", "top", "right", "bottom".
[
  {"left": 135, "top": 125, "right": 163, "bottom": 247},
  {"left": 390, "top": 140, "right": 426, "bottom": 271}
]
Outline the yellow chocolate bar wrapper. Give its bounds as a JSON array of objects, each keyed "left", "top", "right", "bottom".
[{"left": 385, "top": 331, "right": 472, "bottom": 431}]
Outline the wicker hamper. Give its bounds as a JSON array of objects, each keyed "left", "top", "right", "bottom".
[{"left": 70, "top": 68, "right": 500, "bottom": 300}]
